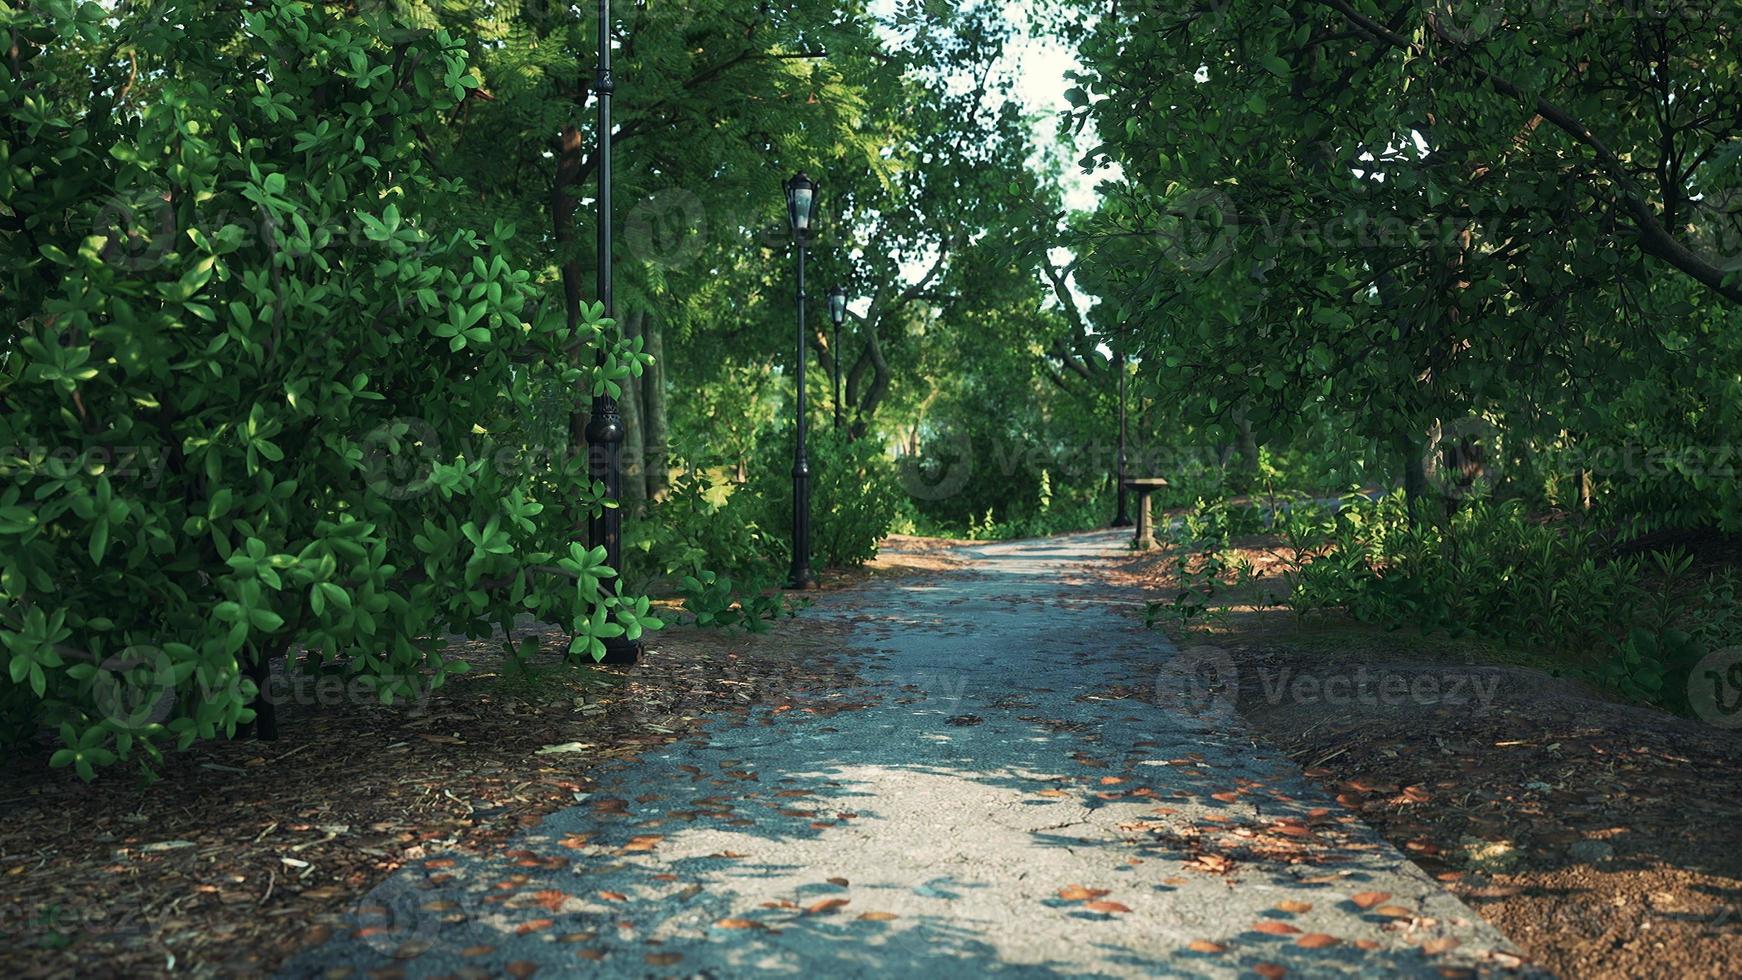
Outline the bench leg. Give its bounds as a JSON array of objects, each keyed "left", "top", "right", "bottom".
[{"left": 1134, "top": 491, "right": 1155, "bottom": 550}]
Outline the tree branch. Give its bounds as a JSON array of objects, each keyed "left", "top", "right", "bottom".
[{"left": 1313, "top": 0, "right": 1742, "bottom": 305}]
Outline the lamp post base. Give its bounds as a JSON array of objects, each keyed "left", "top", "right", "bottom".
[
  {"left": 785, "top": 568, "right": 821, "bottom": 591},
  {"left": 596, "top": 635, "right": 642, "bottom": 665},
  {"left": 1110, "top": 516, "right": 1134, "bottom": 528}
]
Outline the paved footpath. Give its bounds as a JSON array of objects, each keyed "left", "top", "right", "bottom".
[{"left": 285, "top": 531, "right": 1531, "bottom": 978}]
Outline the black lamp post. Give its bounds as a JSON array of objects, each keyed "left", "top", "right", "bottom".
[
  {"left": 828, "top": 285, "right": 848, "bottom": 433},
  {"left": 784, "top": 172, "right": 821, "bottom": 590},
  {"left": 587, "top": 0, "right": 640, "bottom": 663},
  {"left": 1112, "top": 330, "right": 1133, "bottom": 528}
]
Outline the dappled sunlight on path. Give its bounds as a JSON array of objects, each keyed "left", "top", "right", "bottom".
[{"left": 282, "top": 531, "right": 1533, "bottom": 977}]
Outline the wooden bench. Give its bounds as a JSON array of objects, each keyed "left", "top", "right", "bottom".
[{"left": 1121, "top": 477, "right": 1170, "bottom": 550}]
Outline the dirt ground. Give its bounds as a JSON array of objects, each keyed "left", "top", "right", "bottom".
[
  {"left": 0, "top": 539, "right": 968, "bottom": 979},
  {"left": 10, "top": 528, "right": 1736, "bottom": 978},
  {"left": 1091, "top": 532, "right": 1742, "bottom": 980}
]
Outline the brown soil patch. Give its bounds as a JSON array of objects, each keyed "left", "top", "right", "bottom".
[
  {"left": 1090, "top": 536, "right": 1742, "bottom": 979},
  {"left": 818, "top": 534, "right": 973, "bottom": 590},
  {"left": 0, "top": 537, "right": 963, "bottom": 978}
]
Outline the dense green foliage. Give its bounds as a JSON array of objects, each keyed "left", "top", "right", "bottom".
[
  {"left": 0, "top": 0, "right": 661, "bottom": 777},
  {"left": 10, "top": 0, "right": 1742, "bottom": 780},
  {"left": 1060, "top": 0, "right": 1742, "bottom": 519},
  {"left": 746, "top": 426, "right": 903, "bottom": 568},
  {"left": 1049, "top": 0, "right": 1742, "bottom": 711},
  {"left": 1156, "top": 494, "right": 1742, "bottom": 713},
  {"left": 621, "top": 461, "right": 789, "bottom": 632},
  {"left": 1, "top": 0, "right": 1082, "bottom": 777}
]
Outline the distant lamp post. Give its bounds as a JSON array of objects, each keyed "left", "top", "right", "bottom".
[
  {"left": 783, "top": 172, "right": 821, "bottom": 590},
  {"left": 1112, "top": 333, "right": 1133, "bottom": 528},
  {"left": 586, "top": 0, "right": 640, "bottom": 662},
  {"left": 828, "top": 285, "right": 848, "bottom": 432}
]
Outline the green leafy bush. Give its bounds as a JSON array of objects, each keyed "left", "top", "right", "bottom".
[
  {"left": 747, "top": 426, "right": 903, "bottom": 568},
  {"left": 906, "top": 468, "right": 1116, "bottom": 541},
  {"left": 1, "top": 1, "right": 654, "bottom": 777},
  {"left": 1275, "top": 494, "right": 1741, "bottom": 712},
  {"left": 620, "top": 461, "right": 788, "bottom": 632}
]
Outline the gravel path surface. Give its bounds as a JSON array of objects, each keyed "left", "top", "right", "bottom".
[{"left": 283, "top": 530, "right": 1530, "bottom": 978}]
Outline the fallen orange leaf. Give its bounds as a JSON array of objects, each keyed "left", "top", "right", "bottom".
[
  {"left": 1350, "top": 891, "right": 1391, "bottom": 909},
  {"left": 530, "top": 890, "right": 568, "bottom": 913},
  {"left": 805, "top": 898, "right": 850, "bottom": 915},
  {"left": 1085, "top": 900, "right": 1132, "bottom": 914},
  {"left": 1275, "top": 900, "right": 1312, "bottom": 914}
]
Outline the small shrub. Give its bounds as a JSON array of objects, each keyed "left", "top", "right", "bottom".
[
  {"left": 746, "top": 426, "right": 903, "bottom": 569},
  {"left": 1274, "top": 494, "right": 1742, "bottom": 713},
  {"left": 620, "top": 461, "right": 788, "bottom": 632}
]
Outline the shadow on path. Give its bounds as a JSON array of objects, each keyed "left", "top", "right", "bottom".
[{"left": 282, "top": 531, "right": 1536, "bottom": 978}]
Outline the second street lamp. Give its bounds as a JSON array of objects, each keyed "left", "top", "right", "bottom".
[
  {"left": 784, "top": 172, "right": 821, "bottom": 590},
  {"left": 828, "top": 285, "right": 848, "bottom": 433}
]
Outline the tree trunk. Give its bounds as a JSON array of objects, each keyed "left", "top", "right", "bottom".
[
  {"left": 641, "top": 311, "right": 670, "bottom": 501},
  {"left": 1233, "top": 407, "right": 1259, "bottom": 488},
  {"left": 846, "top": 317, "right": 891, "bottom": 439},
  {"left": 1563, "top": 430, "right": 1593, "bottom": 514},
  {"left": 1400, "top": 421, "right": 1442, "bottom": 525},
  {"left": 619, "top": 309, "right": 647, "bottom": 512}
]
